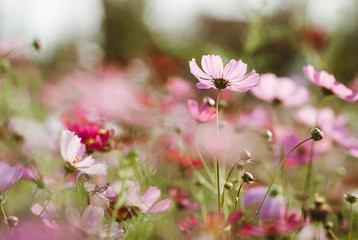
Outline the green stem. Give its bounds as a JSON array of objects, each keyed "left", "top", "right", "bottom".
[
  {"left": 234, "top": 182, "right": 245, "bottom": 210},
  {"left": 328, "top": 229, "right": 339, "bottom": 240},
  {"left": 253, "top": 137, "right": 313, "bottom": 222},
  {"left": 221, "top": 158, "right": 244, "bottom": 209},
  {"left": 349, "top": 203, "right": 354, "bottom": 240},
  {"left": 0, "top": 204, "right": 8, "bottom": 225},
  {"left": 303, "top": 96, "right": 325, "bottom": 200},
  {"left": 216, "top": 89, "right": 221, "bottom": 211}
]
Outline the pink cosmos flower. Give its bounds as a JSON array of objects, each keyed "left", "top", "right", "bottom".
[
  {"left": 106, "top": 180, "right": 171, "bottom": 222},
  {"left": 295, "top": 106, "right": 358, "bottom": 158},
  {"left": 237, "top": 211, "right": 302, "bottom": 237},
  {"left": 238, "top": 107, "right": 271, "bottom": 129},
  {"left": 164, "top": 148, "right": 202, "bottom": 170},
  {"left": 187, "top": 99, "right": 216, "bottom": 123},
  {"left": 244, "top": 186, "right": 287, "bottom": 221},
  {"left": 60, "top": 130, "right": 107, "bottom": 176},
  {"left": 168, "top": 186, "right": 200, "bottom": 211},
  {"left": 303, "top": 65, "right": 358, "bottom": 102},
  {"left": 0, "top": 161, "right": 23, "bottom": 202},
  {"left": 66, "top": 205, "right": 124, "bottom": 238},
  {"left": 251, "top": 73, "right": 309, "bottom": 106},
  {"left": 189, "top": 55, "right": 259, "bottom": 91}
]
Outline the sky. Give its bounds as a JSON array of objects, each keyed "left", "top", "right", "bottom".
[{"left": 0, "top": 0, "right": 355, "bottom": 56}]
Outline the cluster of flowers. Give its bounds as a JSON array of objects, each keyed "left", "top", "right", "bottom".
[{"left": 0, "top": 49, "right": 358, "bottom": 240}]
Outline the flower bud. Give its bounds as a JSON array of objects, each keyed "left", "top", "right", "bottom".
[
  {"left": 224, "top": 182, "right": 233, "bottom": 190},
  {"left": 270, "top": 185, "right": 283, "bottom": 197},
  {"left": 242, "top": 172, "right": 254, "bottom": 183},
  {"left": 32, "top": 39, "right": 41, "bottom": 52},
  {"left": 203, "top": 97, "right": 215, "bottom": 106},
  {"left": 7, "top": 216, "right": 19, "bottom": 227},
  {"left": 344, "top": 193, "right": 358, "bottom": 204},
  {"left": 311, "top": 128, "right": 324, "bottom": 141},
  {"left": 240, "top": 149, "right": 252, "bottom": 162},
  {"left": 323, "top": 221, "right": 333, "bottom": 230},
  {"left": 262, "top": 129, "right": 273, "bottom": 142}
]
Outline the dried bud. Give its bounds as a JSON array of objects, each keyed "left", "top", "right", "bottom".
[
  {"left": 242, "top": 172, "right": 254, "bottom": 183},
  {"left": 32, "top": 39, "right": 41, "bottom": 52},
  {"left": 344, "top": 193, "right": 358, "bottom": 204},
  {"left": 224, "top": 182, "right": 233, "bottom": 190},
  {"left": 240, "top": 149, "right": 252, "bottom": 162},
  {"left": 262, "top": 129, "right": 273, "bottom": 142},
  {"left": 311, "top": 128, "right": 324, "bottom": 141},
  {"left": 314, "top": 194, "right": 326, "bottom": 207},
  {"left": 7, "top": 216, "right": 19, "bottom": 227},
  {"left": 203, "top": 97, "right": 215, "bottom": 106}
]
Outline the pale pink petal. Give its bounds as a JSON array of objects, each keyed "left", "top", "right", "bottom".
[
  {"left": 228, "top": 70, "right": 259, "bottom": 92},
  {"left": 125, "top": 180, "right": 142, "bottom": 207},
  {"left": 189, "top": 58, "right": 212, "bottom": 81},
  {"left": 150, "top": 199, "right": 171, "bottom": 214},
  {"left": 201, "top": 55, "right": 223, "bottom": 79},
  {"left": 187, "top": 100, "right": 200, "bottom": 119},
  {"left": 141, "top": 186, "right": 161, "bottom": 213},
  {"left": 196, "top": 82, "right": 212, "bottom": 89},
  {"left": 223, "top": 60, "right": 247, "bottom": 81},
  {"left": 100, "top": 223, "right": 124, "bottom": 238},
  {"left": 0, "top": 162, "right": 23, "bottom": 194},
  {"left": 65, "top": 207, "right": 82, "bottom": 229},
  {"left": 80, "top": 162, "right": 107, "bottom": 176},
  {"left": 42, "top": 219, "right": 60, "bottom": 230},
  {"left": 82, "top": 205, "right": 104, "bottom": 235},
  {"left": 73, "top": 156, "right": 95, "bottom": 168},
  {"left": 303, "top": 65, "right": 316, "bottom": 83}
]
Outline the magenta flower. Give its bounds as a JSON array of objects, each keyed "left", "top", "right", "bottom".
[
  {"left": 60, "top": 130, "right": 107, "bottom": 176},
  {"left": 176, "top": 211, "right": 242, "bottom": 233},
  {"left": 0, "top": 161, "right": 23, "bottom": 202},
  {"left": 237, "top": 211, "right": 302, "bottom": 237},
  {"left": 65, "top": 122, "right": 110, "bottom": 152},
  {"left": 187, "top": 99, "right": 216, "bottom": 123},
  {"left": 66, "top": 205, "right": 124, "bottom": 238},
  {"left": 168, "top": 186, "right": 200, "bottom": 211},
  {"left": 251, "top": 73, "right": 309, "bottom": 106},
  {"left": 303, "top": 65, "right": 358, "bottom": 102},
  {"left": 189, "top": 55, "right": 259, "bottom": 91}
]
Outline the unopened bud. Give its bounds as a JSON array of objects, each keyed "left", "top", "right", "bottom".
[
  {"left": 262, "top": 129, "right": 273, "bottom": 142},
  {"left": 240, "top": 149, "right": 252, "bottom": 162},
  {"left": 270, "top": 185, "right": 283, "bottom": 197},
  {"left": 203, "top": 97, "right": 215, "bottom": 106},
  {"left": 344, "top": 193, "right": 358, "bottom": 204},
  {"left": 311, "top": 128, "right": 324, "bottom": 141},
  {"left": 7, "top": 216, "right": 19, "bottom": 227},
  {"left": 242, "top": 172, "right": 254, "bottom": 183},
  {"left": 323, "top": 221, "right": 333, "bottom": 230},
  {"left": 32, "top": 39, "right": 41, "bottom": 52},
  {"left": 224, "top": 182, "right": 233, "bottom": 190}
]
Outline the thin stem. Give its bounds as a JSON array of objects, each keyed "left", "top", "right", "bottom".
[
  {"left": 216, "top": 89, "right": 221, "bottom": 211},
  {"left": 349, "top": 203, "right": 354, "bottom": 240},
  {"left": 328, "top": 229, "right": 339, "bottom": 240},
  {"left": 195, "top": 138, "right": 215, "bottom": 185},
  {"left": 303, "top": 96, "right": 325, "bottom": 200},
  {"left": 234, "top": 182, "right": 245, "bottom": 210},
  {"left": 221, "top": 158, "right": 243, "bottom": 209},
  {"left": 0, "top": 204, "right": 8, "bottom": 225},
  {"left": 253, "top": 137, "right": 313, "bottom": 222}
]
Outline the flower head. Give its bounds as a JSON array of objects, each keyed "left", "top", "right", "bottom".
[
  {"left": 60, "top": 130, "right": 107, "bottom": 176},
  {"left": 187, "top": 99, "right": 216, "bottom": 123},
  {"left": 190, "top": 55, "right": 259, "bottom": 91},
  {"left": 303, "top": 65, "right": 358, "bottom": 102},
  {"left": 251, "top": 73, "right": 309, "bottom": 106}
]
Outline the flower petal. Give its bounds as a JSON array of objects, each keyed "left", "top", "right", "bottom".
[{"left": 201, "top": 55, "right": 223, "bottom": 79}]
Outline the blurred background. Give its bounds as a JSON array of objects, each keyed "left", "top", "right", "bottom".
[{"left": 0, "top": 0, "right": 357, "bottom": 81}]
